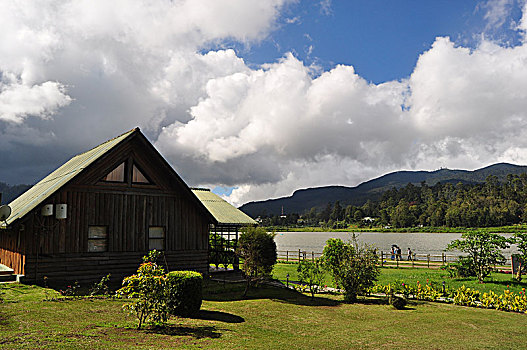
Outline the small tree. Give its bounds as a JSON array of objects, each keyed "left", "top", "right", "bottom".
[
  {"left": 118, "top": 250, "right": 203, "bottom": 329},
  {"left": 237, "top": 226, "right": 277, "bottom": 296},
  {"left": 512, "top": 232, "right": 527, "bottom": 281},
  {"left": 446, "top": 231, "right": 510, "bottom": 283},
  {"left": 322, "top": 237, "right": 379, "bottom": 302},
  {"left": 118, "top": 260, "right": 167, "bottom": 329},
  {"left": 297, "top": 260, "right": 325, "bottom": 298}
]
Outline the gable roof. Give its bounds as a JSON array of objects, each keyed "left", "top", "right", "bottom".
[
  {"left": 1, "top": 128, "right": 215, "bottom": 228},
  {"left": 192, "top": 188, "right": 256, "bottom": 226},
  {"left": 1, "top": 129, "right": 137, "bottom": 228}
]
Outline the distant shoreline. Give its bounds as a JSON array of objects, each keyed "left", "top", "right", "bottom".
[{"left": 262, "top": 225, "right": 527, "bottom": 234}]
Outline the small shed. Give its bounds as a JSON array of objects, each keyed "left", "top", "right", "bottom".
[
  {"left": 0, "top": 128, "right": 216, "bottom": 285},
  {"left": 191, "top": 188, "right": 256, "bottom": 269}
]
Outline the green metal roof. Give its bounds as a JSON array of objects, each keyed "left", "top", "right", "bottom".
[
  {"left": 191, "top": 189, "right": 256, "bottom": 226},
  {"left": 1, "top": 128, "right": 138, "bottom": 228}
]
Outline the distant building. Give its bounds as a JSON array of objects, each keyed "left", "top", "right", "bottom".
[{"left": 191, "top": 188, "right": 256, "bottom": 269}]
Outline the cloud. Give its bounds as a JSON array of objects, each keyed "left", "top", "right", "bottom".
[
  {"left": 480, "top": 0, "right": 515, "bottom": 30},
  {"left": 158, "top": 33, "right": 527, "bottom": 207},
  {"left": 0, "top": 0, "right": 292, "bottom": 183},
  {"left": 318, "top": 0, "right": 333, "bottom": 16},
  {"left": 2, "top": 0, "right": 527, "bottom": 211},
  {"left": 518, "top": 1, "right": 527, "bottom": 34},
  {"left": 0, "top": 81, "right": 72, "bottom": 123}
]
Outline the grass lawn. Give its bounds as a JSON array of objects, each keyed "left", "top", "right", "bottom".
[
  {"left": 0, "top": 280, "right": 526, "bottom": 349},
  {"left": 272, "top": 263, "right": 527, "bottom": 294}
]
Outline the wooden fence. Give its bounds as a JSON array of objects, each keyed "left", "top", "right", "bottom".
[
  {"left": 277, "top": 250, "right": 323, "bottom": 263},
  {"left": 277, "top": 249, "right": 509, "bottom": 270}
]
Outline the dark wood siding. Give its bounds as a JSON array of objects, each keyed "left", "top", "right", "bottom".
[{"left": 0, "top": 131, "right": 213, "bottom": 283}]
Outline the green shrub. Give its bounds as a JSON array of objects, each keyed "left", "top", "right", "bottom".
[
  {"left": 414, "top": 282, "right": 442, "bottom": 301},
  {"left": 512, "top": 232, "right": 527, "bottom": 281},
  {"left": 447, "top": 231, "right": 510, "bottom": 283},
  {"left": 372, "top": 281, "right": 445, "bottom": 302},
  {"left": 237, "top": 226, "right": 277, "bottom": 296},
  {"left": 481, "top": 288, "right": 527, "bottom": 312},
  {"left": 296, "top": 260, "right": 325, "bottom": 298},
  {"left": 118, "top": 261, "right": 168, "bottom": 329},
  {"left": 165, "top": 271, "right": 203, "bottom": 317},
  {"left": 452, "top": 285, "right": 481, "bottom": 306},
  {"left": 322, "top": 236, "right": 379, "bottom": 302},
  {"left": 441, "top": 256, "right": 476, "bottom": 278},
  {"left": 118, "top": 250, "right": 204, "bottom": 328},
  {"left": 90, "top": 274, "right": 111, "bottom": 296}
]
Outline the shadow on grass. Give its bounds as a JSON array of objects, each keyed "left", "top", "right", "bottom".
[
  {"left": 145, "top": 324, "right": 222, "bottom": 339},
  {"left": 488, "top": 279, "right": 527, "bottom": 288},
  {"left": 205, "top": 280, "right": 340, "bottom": 307},
  {"left": 192, "top": 310, "right": 244, "bottom": 323},
  {"left": 0, "top": 314, "right": 9, "bottom": 326}
]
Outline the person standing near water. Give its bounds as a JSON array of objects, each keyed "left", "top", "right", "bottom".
[{"left": 407, "top": 248, "right": 412, "bottom": 261}]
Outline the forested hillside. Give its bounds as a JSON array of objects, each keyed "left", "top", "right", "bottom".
[
  {"left": 0, "top": 182, "right": 31, "bottom": 204},
  {"left": 241, "top": 163, "right": 527, "bottom": 217},
  {"left": 259, "top": 174, "right": 527, "bottom": 228}
]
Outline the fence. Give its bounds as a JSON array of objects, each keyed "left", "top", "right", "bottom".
[
  {"left": 277, "top": 249, "right": 509, "bottom": 270},
  {"left": 277, "top": 250, "right": 323, "bottom": 263},
  {"left": 379, "top": 251, "right": 455, "bottom": 269}
]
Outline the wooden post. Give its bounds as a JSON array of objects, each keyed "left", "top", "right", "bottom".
[
  {"left": 286, "top": 250, "right": 289, "bottom": 262},
  {"left": 312, "top": 251, "right": 314, "bottom": 262},
  {"left": 442, "top": 252, "right": 445, "bottom": 265},
  {"left": 380, "top": 251, "right": 383, "bottom": 267},
  {"left": 412, "top": 254, "right": 414, "bottom": 267},
  {"left": 396, "top": 256, "right": 399, "bottom": 268},
  {"left": 427, "top": 254, "right": 430, "bottom": 268},
  {"left": 298, "top": 249, "right": 301, "bottom": 262}
]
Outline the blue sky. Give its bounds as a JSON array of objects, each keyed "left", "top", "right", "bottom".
[
  {"left": 207, "top": 0, "right": 526, "bottom": 200},
  {"left": 230, "top": 1, "right": 524, "bottom": 83},
  {"left": 2, "top": 0, "right": 527, "bottom": 206}
]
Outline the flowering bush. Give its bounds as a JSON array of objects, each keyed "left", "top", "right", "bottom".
[
  {"left": 59, "top": 281, "right": 80, "bottom": 297},
  {"left": 414, "top": 281, "right": 442, "bottom": 301},
  {"left": 481, "top": 288, "right": 527, "bottom": 312},
  {"left": 89, "top": 274, "right": 111, "bottom": 296},
  {"left": 118, "top": 250, "right": 203, "bottom": 329},
  {"left": 118, "top": 261, "right": 168, "bottom": 329},
  {"left": 372, "top": 281, "right": 527, "bottom": 314},
  {"left": 452, "top": 285, "right": 481, "bottom": 306}
]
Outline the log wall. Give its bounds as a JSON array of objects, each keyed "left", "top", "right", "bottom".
[
  {"left": 0, "top": 131, "right": 213, "bottom": 283},
  {"left": 24, "top": 250, "right": 208, "bottom": 285}
]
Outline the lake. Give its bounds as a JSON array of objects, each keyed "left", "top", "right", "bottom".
[{"left": 274, "top": 231, "right": 518, "bottom": 258}]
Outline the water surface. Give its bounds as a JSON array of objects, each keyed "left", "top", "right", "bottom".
[{"left": 274, "top": 231, "right": 517, "bottom": 258}]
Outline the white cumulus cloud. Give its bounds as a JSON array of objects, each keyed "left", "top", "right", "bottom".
[{"left": 2, "top": 0, "right": 527, "bottom": 211}]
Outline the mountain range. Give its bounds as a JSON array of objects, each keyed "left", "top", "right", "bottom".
[
  {"left": 3, "top": 163, "right": 527, "bottom": 217},
  {"left": 239, "top": 163, "right": 527, "bottom": 217},
  {"left": 0, "top": 182, "right": 31, "bottom": 205}
]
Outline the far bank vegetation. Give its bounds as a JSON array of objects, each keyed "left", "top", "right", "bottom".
[{"left": 261, "top": 174, "right": 527, "bottom": 230}]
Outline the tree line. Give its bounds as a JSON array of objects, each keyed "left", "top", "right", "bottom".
[{"left": 259, "top": 173, "right": 527, "bottom": 228}]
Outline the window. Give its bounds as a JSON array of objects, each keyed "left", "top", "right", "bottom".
[
  {"left": 103, "top": 162, "right": 125, "bottom": 182},
  {"left": 88, "top": 226, "right": 108, "bottom": 252},
  {"left": 132, "top": 164, "right": 150, "bottom": 184},
  {"left": 149, "top": 227, "right": 165, "bottom": 251}
]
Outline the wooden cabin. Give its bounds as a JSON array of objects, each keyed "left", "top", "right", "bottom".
[
  {"left": 192, "top": 188, "right": 256, "bottom": 269},
  {"left": 0, "top": 128, "right": 215, "bottom": 285}
]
